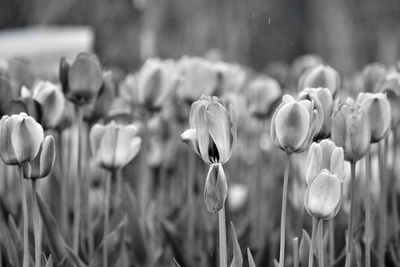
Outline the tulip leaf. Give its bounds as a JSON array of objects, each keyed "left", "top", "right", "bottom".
[
  {"left": 8, "top": 215, "right": 22, "bottom": 249},
  {"left": 247, "top": 248, "right": 256, "bottom": 267},
  {"left": 230, "top": 222, "right": 243, "bottom": 267},
  {"left": 44, "top": 255, "right": 54, "bottom": 267},
  {"left": 0, "top": 223, "right": 20, "bottom": 267},
  {"left": 299, "top": 229, "right": 311, "bottom": 267},
  {"left": 65, "top": 246, "right": 87, "bottom": 267},
  {"left": 173, "top": 258, "right": 182, "bottom": 267}
]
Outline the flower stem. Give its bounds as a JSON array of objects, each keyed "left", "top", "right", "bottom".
[
  {"left": 346, "top": 161, "right": 356, "bottom": 267},
  {"left": 318, "top": 220, "right": 324, "bottom": 267},
  {"left": 378, "top": 138, "right": 388, "bottom": 266},
  {"left": 19, "top": 166, "right": 29, "bottom": 267},
  {"left": 103, "top": 170, "right": 112, "bottom": 267},
  {"left": 218, "top": 205, "right": 227, "bottom": 267},
  {"left": 73, "top": 107, "right": 83, "bottom": 252},
  {"left": 365, "top": 149, "right": 371, "bottom": 267},
  {"left": 279, "top": 153, "right": 290, "bottom": 267},
  {"left": 308, "top": 217, "right": 317, "bottom": 267},
  {"left": 31, "top": 179, "right": 41, "bottom": 267},
  {"left": 293, "top": 237, "right": 299, "bottom": 267},
  {"left": 329, "top": 220, "right": 335, "bottom": 267}
]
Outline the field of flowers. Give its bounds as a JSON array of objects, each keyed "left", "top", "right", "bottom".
[{"left": 0, "top": 53, "right": 399, "bottom": 267}]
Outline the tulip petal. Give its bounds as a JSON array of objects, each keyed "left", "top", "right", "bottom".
[
  {"left": 97, "top": 125, "right": 118, "bottom": 168},
  {"left": 39, "top": 136, "right": 56, "bottom": 178},
  {"left": 90, "top": 124, "right": 106, "bottom": 157},
  {"left": 305, "top": 143, "right": 322, "bottom": 184},
  {"left": 330, "top": 147, "right": 344, "bottom": 179},
  {"left": 115, "top": 125, "right": 142, "bottom": 168},
  {"left": 0, "top": 115, "right": 19, "bottom": 165},
  {"left": 181, "top": 128, "right": 201, "bottom": 157},
  {"left": 11, "top": 115, "right": 44, "bottom": 163},
  {"left": 195, "top": 105, "right": 211, "bottom": 164},
  {"left": 319, "top": 139, "right": 336, "bottom": 170},
  {"left": 204, "top": 164, "right": 228, "bottom": 213}
]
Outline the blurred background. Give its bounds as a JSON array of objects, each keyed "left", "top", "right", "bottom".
[{"left": 1, "top": 0, "right": 400, "bottom": 74}]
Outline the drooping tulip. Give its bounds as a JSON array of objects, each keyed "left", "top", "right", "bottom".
[
  {"left": 90, "top": 121, "right": 142, "bottom": 170},
  {"left": 362, "top": 63, "right": 386, "bottom": 92},
  {"left": 0, "top": 113, "right": 44, "bottom": 165},
  {"left": 270, "top": 94, "right": 320, "bottom": 154},
  {"left": 298, "top": 87, "right": 334, "bottom": 139},
  {"left": 298, "top": 65, "right": 340, "bottom": 96},
  {"left": 59, "top": 53, "right": 103, "bottom": 105},
  {"left": 356, "top": 92, "right": 391, "bottom": 143},
  {"left": 23, "top": 135, "right": 56, "bottom": 179},
  {"left": 181, "top": 95, "right": 236, "bottom": 165},
  {"left": 246, "top": 76, "right": 282, "bottom": 119},
  {"left": 204, "top": 163, "right": 228, "bottom": 213},
  {"left": 32, "top": 81, "right": 65, "bottom": 130},
  {"left": 331, "top": 100, "right": 371, "bottom": 163},
  {"left": 177, "top": 56, "right": 219, "bottom": 102},
  {"left": 304, "top": 169, "right": 343, "bottom": 220},
  {"left": 376, "top": 71, "right": 400, "bottom": 127}
]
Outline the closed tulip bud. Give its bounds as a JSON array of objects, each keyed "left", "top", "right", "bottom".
[
  {"left": 304, "top": 170, "right": 343, "bottom": 220},
  {"left": 181, "top": 95, "right": 236, "bottom": 164},
  {"left": 298, "top": 87, "right": 334, "bottom": 139},
  {"left": 135, "top": 58, "right": 179, "bottom": 111},
  {"left": 362, "top": 63, "right": 386, "bottom": 92},
  {"left": 90, "top": 122, "right": 142, "bottom": 170},
  {"left": 246, "top": 76, "right": 282, "bottom": 119},
  {"left": 298, "top": 65, "right": 340, "bottom": 96},
  {"left": 270, "top": 94, "right": 320, "bottom": 154},
  {"left": 306, "top": 140, "right": 344, "bottom": 184},
  {"left": 0, "top": 113, "right": 44, "bottom": 165},
  {"left": 357, "top": 92, "right": 391, "bottom": 143},
  {"left": 32, "top": 81, "right": 65, "bottom": 129},
  {"left": 23, "top": 135, "right": 55, "bottom": 179},
  {"left": 177, "top": 56, "right": 219, "bottom": 102},
  {"left": 331, "top": 101, "right": 371, "bottom": 162},
  {"left": 60, "top": 53, "right": 103, "bottom": 105},
  {"left": 376, "top": 71, "right": 400, "bottom": 127},
  {"left": 204, "top": 163, "right": 228, "bottom": 213}
]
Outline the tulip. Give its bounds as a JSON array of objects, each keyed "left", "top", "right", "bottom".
[
  {"left": 304, "top": 170, "right": 343, "bottom": 220},
  {"left": 134, "top": 58, "right": 179, "bottom": 111},
  {"left": 298, "top": 87, "right": 334, "bottom": 139},
  {"left": 177, "top": 56, "right": 219, "bottom": 102},
  {"left": 356, "top": 92, "right": 391, "bottom": 143},
  {"left": 270, "top": 94, "right": 320, "bottom": 154},
  {"left": 59, "top": 53, "right": 103, "bottom": 105},
  {"left": 246, "top": 76, "right": 282, "bottom": 119},
  {"left": 376, "top": 71, "right": 400, "bottom": 127},
  {"left": 90, "top": 121, "right": 142, "bottom": 170},
  {"left": 181, "top": 95, "right": 236, "bottom": 165},
  {"left": 204, "top": 163, "right": 228, "bottom": 213},
  {"left": 331, "top": 100, "right": 371, "bottom": 163},
  {"left": 8, "top": 87, "right": 42, "bottom": 122},
  {"left": 0, "top": 76, "right": 13, "bottom": 116},
  {"left": 23, "top": 135, "right": 56, "bottom": 180},
  {"left": 32, "top": 81, "right": 65, "bottom": 130},
  {"left": 298, "top": 65, "right": 340, "bottom": 96},
  {"left": 215, "top": 62, "right": 246, "bottom": 93},
  {"left": 0, "top": 113, "right": 44, "bottom": 166},
  {"left": 362, "top": 63, "right": 386, "bottom": 92},
  {"left": 290, "top": 54, "right": 323, "bottom": 83}
]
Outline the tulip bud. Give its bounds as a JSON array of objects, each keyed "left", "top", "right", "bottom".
[
  {"left": 376, "top": 71, "right": 400, "bottom": 127},
  {"left": 246, "top": 76, "right": 282, "bottom": 119},
  {"left": 90, "top": 122, "right": 142, "bottom": 170},
  {"left": 357, "top": 92, "right": 391, "bottom": 143},
  {"left": 298, "top": 65, "right": 340, "bottom": 96},
  {"left": 304, "top": 170, "right": 343, "bottom": 220},
  {"left": 204, "top": 163, "right": 228, "bottom": 213},
  {"left": 0, "top": 113, "right": 44, "bottom": 165},
  {"left": 60, "top": 53, "right": 103, "bottom": 105},
  {"left": 331, "top": 101, "right": 371, "bottom": 163},
  {"left": 32, "top": 81, "right": 65, "bottom": 130},
  {"left": 23, "top": 135, "right": 56, "bottom": 179},
  {"left": 181, "top": 95, "right": 236, "bottom": 164},
  {"left": 362, "top": 63, "right": 386, "bottom": 92},
  {"left": 270, "top": 94, "right": 320, "bottom": 154}
]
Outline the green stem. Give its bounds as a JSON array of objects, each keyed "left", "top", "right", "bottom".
[
  {"left": 32, "top": 179, "right": 41, "bottom": 267},
  {"left": 365, "top": 149, "right": 371, "bottom": 267},
  {"left": 218, "top": 205, "right": 227, "bottom": 267},
  {"left": 187, "top": 153, "right": 196, "bottom": 259},
  {"left": 378, "top": 138, "right": 388, "bottom": 266},
  {"left": 103, "top": 170, "right": 112, "bottom": 267},
  {"left": 139, "top": 110, "right": 150, "bottom": 216},
  {"left": 329, "top": 220, "right": 335, "bottom": 267},
  {"left": 73, "top": 108, "right": 83, "bottom": 252},
  {"left": 279, "top": 153, "right": 291, "bottom": 267},
  {"left": 346, "top": 162, "right": 356, "bottom": 267},
  {"left": 57, "top": 130, "right": 67, "bottom": 237},
  {"left": 308, "top": 217, "right": 318, "bottom": 267},
  {"left": 318, "top": 220, "right": 324, "bottom": 267},
  {"left": 293, "top": 237, "right": 299, "bottom": 267},
  {"left": 19, "top": 166, "right": 29, "bottom": 267}
]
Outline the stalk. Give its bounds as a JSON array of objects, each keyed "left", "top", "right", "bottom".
[
  {"left": 73, "top": 108, "right": 83, "bottom": 252},
  {"left": 308, "top": 217, "right": 318, "bottom": 267},
  {"left": 279, "top": 153, "right": 291, "bottom": 267},
  {"left": 317, "top": 220, "right": 324, "bottom": 267},
  {"left": 391, "top": 128, "right": 399, "bottom": 237},
  {"left": 346, "top": 162, "right": 356, "bottom": 267},
  {"left": 187, "top": 153, "right": 196, "bottom": 259},
  {"left": 329, "top": 220, "right": 335, "bottom": 267},
  {"left": 378, "top": 138, "right": 388, "bottom": 266},
  {"left": 57, "top": 130, "right": 67, "bottom": 237},
  {"left": 31, "top": 179, "right": 41, "bottom": 267},
  {"left": 218, "top": 205, "right": 227, "bottom": 267},
  {"left": 139, "top": 110, "right": 150, "bottom": 216},
  {"left": 293, "top": 237, "right": 299, "bottom": 267},
  {"left": 19, "top": 166, "right": 29, "bottom": 267},
  {"left": 364, "top": 149, "right": 371, "bottom": 267},
  {"left": 103, "top": 170, "right": 112, "bottom": 267}
]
